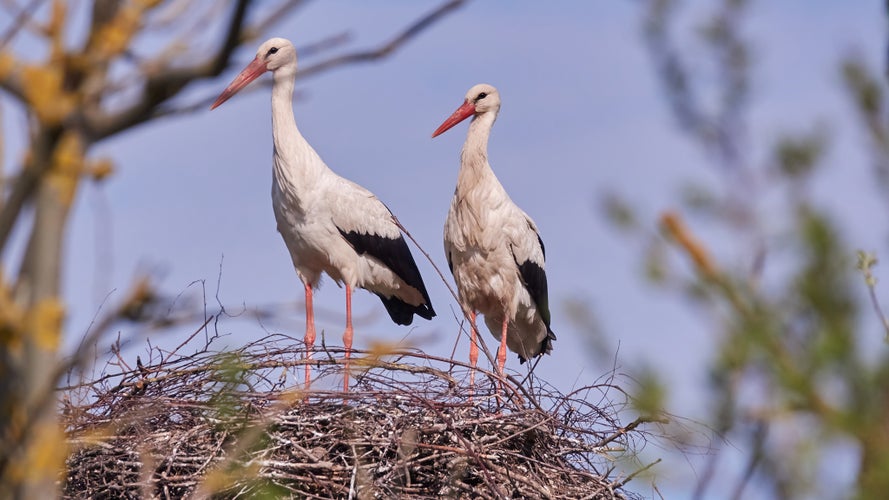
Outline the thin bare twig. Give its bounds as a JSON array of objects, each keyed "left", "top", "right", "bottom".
[
  {"left": 613, "top": 458, "right": 661, "bottom": 489},
  {"left": 0, "top": 0, "right": 45, "bottom": 49},
  {"left": 294, "top": 0, "right": 466, "bottom": 80},
  {"left": 730, "top": 421, "right": 767, "bottom": 500}
]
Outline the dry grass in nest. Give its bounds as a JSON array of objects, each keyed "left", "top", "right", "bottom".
[{"left": 60, "top": 333, "right": 652, "bottom": 499}]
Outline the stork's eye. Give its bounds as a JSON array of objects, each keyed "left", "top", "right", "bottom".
[
  {"left": 476, "top": 92, "right": 488, "bottom": 101},
  {"left": 266, "top": 47, "right": 279, "bottom": 57}
]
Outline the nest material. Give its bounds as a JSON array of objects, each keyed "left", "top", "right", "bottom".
[{"left": 61, "top": 335, "right": 645, "bottom": 499}]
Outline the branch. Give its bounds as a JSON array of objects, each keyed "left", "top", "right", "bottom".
[
  {"left": 84, "top": 0, "right": 253, "bottom": 140},
  {"left": 613, "top": 458, "right": 661, "bottom": 489},
  {"left": 659, "top": 210, "right": 719, "bottom": 280},
  {"left": 642, "top": 0, "right": 706, "bottom": 142},
  {"left": 295, "top": 0, "right": 466, "bottom": 80},
  {"left": 593, "top": 416, "right": 667, "bottom": 449},
  {"left": 641, "top": 0, "right": 751, "bottom": 174},
  {"left": 885, "top": 0, "right": 889, "bottom": 84},
  {"left": 247, "top": 0, "right": 311, "bottom": 37},
  {"left": 0, "top": 127, "right": 62, "bottom": 257},
  {"left": 0, "top": 0, "right": 45, "bottom": 49},
  {"left": 856, "top": 250, "right": 889, "bottom": 342},
  {"left": 729, "top": 421, "right": 767, "bottom": 500},
  {"left": 149, "top": 0, "right": 466, "bottom": 121}
]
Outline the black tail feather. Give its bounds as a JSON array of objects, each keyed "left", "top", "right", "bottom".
[
  {"left": 375, "top": 293, "right": 436, "bottom": 326},
  {"left": 337, "top": 228, "right": 437, "bottom": 325},
  {"left": 518, "top": 328, "right": 556, "bottom": 364}
]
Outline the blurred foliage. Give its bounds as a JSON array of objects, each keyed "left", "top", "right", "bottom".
[
  {"left": 592, "top": 0, "right": 889, "bottom": 498},
  {"left": 207, "top": 352, "right": 253, "bottom": 428},
  {"left": 773, "top": 127, "right": 829, "bottom": 181},
  {"left": 629, "top": 366, "right": 667, "bottom": 419}
]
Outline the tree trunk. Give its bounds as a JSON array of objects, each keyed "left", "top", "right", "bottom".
[{"left": 0, "top": 128, "right": 75, "bottom": 499}]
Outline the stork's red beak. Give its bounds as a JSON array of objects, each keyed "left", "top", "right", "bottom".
[
  {"left": 211, "top": 57, "right": 268, "bottom": 110},
  {"left": 432, "top": 101, "right": 476, "bottom": 137}
]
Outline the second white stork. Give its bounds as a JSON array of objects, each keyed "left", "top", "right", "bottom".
[
  {"left": 211, "top": 37, "right": 436, "bottom": 392},
  {"left": 432, "top": 83, "right": 556, "bottom": 385}
]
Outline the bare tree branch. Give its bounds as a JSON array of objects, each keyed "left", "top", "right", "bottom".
[
  {"left": 247, "top": 0, "right": 311, "bottom": 38},
  {"left": 295, "top": 0, "right": 466, "bottom": 80},
  {"left": 885, "top": 0, "right": 889, "bottom": 84},
  {"left": 642, "top": 0, "right": 750, "bottom": 175},
  {"left": 0, "top": 126, "right": 62, "bottom": 258},
  {"left": 730, "top": 421, "right": 767, "bottom": 500},
  {"left": 0, "top": 0, "right": 45, "bottom": 49},
  {"left": 148, "top": 0, "right": 465, "bottom": 120},
  {"left": 83, "top": 0, "right": 253, "bottom": 140},
  {"left": 0, "top": 53, "right": 27, "bottom": 104}
]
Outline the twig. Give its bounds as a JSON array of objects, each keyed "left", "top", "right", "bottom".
[
  {"left": 856, "top": 250, "right": 889, "bottom": 341},
  {"left": 293, "top": 0, "right": 466, "bottom": 80},
  {"left": 613, "top": 458, "right": 661, "bottom": 490},
  {"left": 730, "top": 421, "right": 767, "bottom": 500},
  {"left": 0, "top": 0, "right": 44, "bottom": 49}
]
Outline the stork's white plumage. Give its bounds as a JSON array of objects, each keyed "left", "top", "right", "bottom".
[
  {"left": 212, "top": 38, "right": 435, "bottom": 392},
  {"left": 432, "top": 83, "right": 555, "bottom": 384}
]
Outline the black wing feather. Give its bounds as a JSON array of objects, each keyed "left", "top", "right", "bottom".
[
  {"left": 512, "top": 234, "right": 556, "bottom": 360},
  {"left": 337, "top": 227, "right": 435, "bottom": 325}
]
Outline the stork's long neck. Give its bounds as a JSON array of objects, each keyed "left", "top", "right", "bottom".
[
  {"left": 458, "top": 111, "right": 499, "bottom": 193},
  {"left": 271, "top": 70, "right": 298, "bottom": 148},
  {"left": 270, "top": 68, "right": 326, "bottom": 188}
]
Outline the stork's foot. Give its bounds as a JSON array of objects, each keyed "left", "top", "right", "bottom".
[
  {"left": 467, "top": 312, "right": 480, "bottom": 403},
  {"left": 342, "top": 286, "right": 354, "bottom": 394},
  {"left": 467, "top": 365, "right": 478, "bottom": 402},
  {"left": 303, "top": 283, "right": 316, "bottom": 401},
  {"left": 304, "top": 330, "right": 316, "bottom": 398},
  {"left": 343, "top": 363, "right": 351, "bottom": 393},
  {"left": 342, "top": 329, "right": 353, "bottom": 393}
]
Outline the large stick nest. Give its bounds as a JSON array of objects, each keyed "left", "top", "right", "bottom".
[{"left": 61, "top": 334, "right": 649, "bottom": 499}]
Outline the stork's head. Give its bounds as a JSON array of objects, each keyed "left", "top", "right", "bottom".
[
  {"left": 432, "top": 83, "right": 500, "bottom": 138},
  {"left": 257, "top": 37, "right": 297, "bottom": 73},
  {"left": 211, "top": 37, "right": 297, "bottom": 110}
]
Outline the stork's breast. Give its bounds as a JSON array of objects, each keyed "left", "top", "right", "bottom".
[{"left": 451, "top": 248, "right": 518, "bottom": 314}]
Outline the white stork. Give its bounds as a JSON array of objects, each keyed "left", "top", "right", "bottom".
[
  {"left": 432, "top": 83, "right": 555, "bottom": 385},
  {"left": 211, "top": 38, "right": 436, "bottom": 392}
]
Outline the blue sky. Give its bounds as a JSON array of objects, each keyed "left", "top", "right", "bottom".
[{"left": 2, "top": 0, "right": 884, "bottom": 496}]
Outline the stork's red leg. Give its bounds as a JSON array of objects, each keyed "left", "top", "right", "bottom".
[
  {"left": 343, "top": 285, "right": 354, "bottom": 392},
  {"left": 468, "top": 311, "right": 479, "bottom": 387},
  {"left": 496, "top": 316, "right": 509, "bottom": 403},
  {"left": 304, "top": 283, "right": 316, "bottom": 392},
  {"left": 497, "top": 316, "right": 508, "bottom": 376}
]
